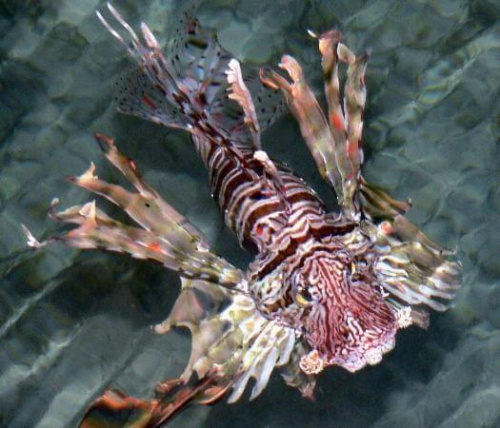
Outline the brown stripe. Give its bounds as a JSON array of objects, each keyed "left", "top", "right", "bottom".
[
  {"left": 211, "top": 157, "right": 236, "bottom": 204},
  {"left": 220, "top": 168, "right": 249, "bottom": 212}
]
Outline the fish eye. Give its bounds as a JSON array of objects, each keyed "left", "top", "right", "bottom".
[
  {"left": 294, "top": 285, "right": 318, "bottom": 308},
  {"left": 349, "top": 262, "right": 367, "bottom": 284},
  {"left": 350, "top": 262, "right": 357, "bottom": 275}
]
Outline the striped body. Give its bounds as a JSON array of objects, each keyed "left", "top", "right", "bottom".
[
  {"left": 194, "top": 135, "right": 331, "bottom": 255},
  {"left": 31, "top": 7, "right": 460, "bottom": 425},
  {"left": 87, "top": 8, "right": 458, "bottom": 378}
]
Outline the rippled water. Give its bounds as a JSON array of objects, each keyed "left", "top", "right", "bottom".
[{"left": 0, "top": 0, "right": 499, "bottom": 427}]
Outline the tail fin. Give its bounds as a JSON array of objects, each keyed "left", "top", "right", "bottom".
[{"left": 97, "top": 3, "right": 284, "bottom": 144}]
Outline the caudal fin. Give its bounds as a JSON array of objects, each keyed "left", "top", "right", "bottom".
[{"left": 97, "top": 3, "right": 284, "bottom": 144}]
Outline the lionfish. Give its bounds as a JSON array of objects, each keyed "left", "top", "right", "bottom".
[{"left": 24, "top": 3, "right": 461, "bottom": 427}]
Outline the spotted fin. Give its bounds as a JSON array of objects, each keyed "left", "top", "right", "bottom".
[
  {"left": 212, "top": 67, "right": 285, "bottom": 143},
  {"left": 99, "top": 3, "right": 284, "bottom": 144}
]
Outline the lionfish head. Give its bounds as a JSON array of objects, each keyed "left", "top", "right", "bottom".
[{"left": 288, "top": 246, "right": 398, "bottom": 374}]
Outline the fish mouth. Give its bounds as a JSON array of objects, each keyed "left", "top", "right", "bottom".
[
  {"left": 299, "top": 334, "right": 397, "bottom": 375},
  {"left": 299, "top": 349, "right": 325, "bottom": 374}
]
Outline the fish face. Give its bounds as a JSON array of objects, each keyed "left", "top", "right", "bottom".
[{"left": 288, "top": 249, "right": 398, "bottom": 374}]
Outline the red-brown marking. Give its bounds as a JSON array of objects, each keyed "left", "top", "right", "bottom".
[
  {"left": 127, "top": 158, "right": 138, "bottom": 173},
  {"left": 347, "top": 140, "right": 359, "bottom": 159},
  {"left": 142, "top": 95, "right": 157, "bottom": 110},
  {"left": 148, "top": 242, "right": 163, "bottom": 253},
  {"left": 330, "top": 112, "right": 344, "bottom": 131},
  {"left": 256, "top": 224, "right": 264, "bottom": 236}
]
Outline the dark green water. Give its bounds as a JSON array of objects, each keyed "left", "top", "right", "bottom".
[{"left": 0, "top": 0, "right": 499, "bottom": 427}]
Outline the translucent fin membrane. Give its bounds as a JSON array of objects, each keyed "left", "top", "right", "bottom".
[
  {"left": 100, "top": 3, "right": 284, "bottom": 145},
  {"left": 162, "top": 9, "right": 285, "bottom": 141},
  {"left": 165, "top": 8, "right": 233, "bottom": 104},
  {"left": 360, "top": 180, "right": 461, "bottom": 327},
  {"left": 260, "top": 31, "right": 368, "bottom": 219},
  {"left": 114, "top": 67, "right": 189, "bottom": 129},
  {"left": 157, "top": 278, "right": 297, "bottom": 403},
  {"left": 261, "top": 30, "right": 461, "bottom": 325},
  {"left": 212, "top": 67, "right": 285, "bottom": 143},
  {"left": 24, "top": 134, "right": 244, "bottom": 289},
  {"left": 97, "top": 3, "right": 181, "bottom": 101},
  {"left": 97, "top": 3, "right": 195, "bottom": 131},
  {"left": 79, "top": 278, "right": 299, "bottom": 427}
]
